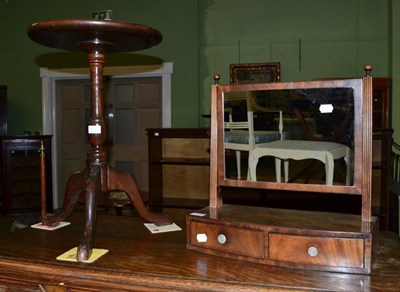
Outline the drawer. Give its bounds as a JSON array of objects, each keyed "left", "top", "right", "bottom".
[
  {"left": 190, "top": 221, "right": 264, "bottom": 258},
  {"left": 269, "top": 233, "right": 364, "bottom": 268}
]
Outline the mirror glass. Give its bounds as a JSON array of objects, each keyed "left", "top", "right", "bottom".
[{"left": 223, "top": 86, "right": 355, "bottom": 187}]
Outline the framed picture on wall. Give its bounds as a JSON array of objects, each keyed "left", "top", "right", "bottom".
[{"left": 229, "top": 62, "right": 280, "bottom": 84}]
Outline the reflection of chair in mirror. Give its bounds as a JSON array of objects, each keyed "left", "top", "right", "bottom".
[
  {"left": 277, "top": 116, "right": 319, "bottom": 140},
  {"left": 224, "top": 92, "right": 284, "bottom": 180},
  {"left": 287, "top": 108, "right": 352, "bottom": 184},
  {"left": 249, "top": 138, "right": 353, "bottom": 185}
]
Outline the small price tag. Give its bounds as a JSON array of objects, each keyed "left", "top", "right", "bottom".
[
  {"left": 319, "top": 104, "right": 333, "bottom": 113},
  {"left": 31, "top": 221, "right": 70, "bottom": 231},
  {"left": 144, "top": 223, "right": 182, "bottom": 234},
  {"left": 190, "top": 212, "right": 206, "bottom": 217},
  {"left": 88, "top": 125, "right": 101, "bottom": 134}
]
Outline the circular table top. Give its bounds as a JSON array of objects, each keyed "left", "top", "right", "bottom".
[{"left": 27, "top": 19, "right": 162, "bottom": 53}]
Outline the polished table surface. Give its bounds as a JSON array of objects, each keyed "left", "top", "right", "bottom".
[
  {"left": 0, "top": 208, "right": 399, "bottom": 291},
  {"left": 28, "top": 18, "right": 162, "bottom": 53}
]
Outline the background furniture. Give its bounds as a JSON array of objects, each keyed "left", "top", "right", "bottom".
[
  {"left": 372, "top": 78, "right": 391, "bottom": 129},
  {"left": 0, "top": 210, "right": 398, "bottom": 291},
  {"left": 371, "top": 78, "right": 393, "bottom": 231},
  {"left": 0, "top": 136, "right": 53, "bottom": 215},
  {"left": 147, "top": 128, "right": 210, "bottom": 211},
  {"left": 391, "top": 140, "right": 400, "bottom": 234},
  {"left": 372, "top": 129, "right": 394, "bottom": 230}
]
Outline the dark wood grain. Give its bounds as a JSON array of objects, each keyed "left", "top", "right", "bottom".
[
  {"left": 187, "top": 205, "right": 377, "bottom": 274},
  {"left": 27, "top": 19, "right": 162, "bottom": 53},
  {"left": 198, "top": 73, "right": 377, "bottom": 274},
  {"left": 26, "top": 19, "right": 170, "bottom": 261},
  {"left": 0, "top": 209, "right": 398, "bottom": 291}
]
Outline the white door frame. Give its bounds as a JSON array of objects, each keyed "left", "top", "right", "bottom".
[{"left": 40, "top": 62, "right": 173, "bottom": 208}]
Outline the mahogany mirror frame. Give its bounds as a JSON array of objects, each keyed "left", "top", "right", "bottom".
[{"left": 208, "top": 76, "right": 373, "bottom": 223}]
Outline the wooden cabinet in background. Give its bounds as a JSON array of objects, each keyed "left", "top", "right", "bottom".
[
  {"left": 372, "top": 77, "right": 391, "bottom": 128},
  {"left": 370, "top": 77, "right": 393, "bottom": 230},
  {"left": 316, "top": 77, "right": 391, "bottom": 129},
  {"left": 147, "top": 128, "right": 210, "bottom": 211},
  {"left": 372, "top": 128, "right": 393, "bottom": 230},
  {"left": 0, "top": 136, "right": 53, "bottom": 215}
]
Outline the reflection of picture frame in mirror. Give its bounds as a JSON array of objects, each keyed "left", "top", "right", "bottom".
[{"left": 229, "top": 62, "right": 280, "bottom": 84}]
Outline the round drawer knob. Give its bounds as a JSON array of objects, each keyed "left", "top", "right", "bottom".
[
  {"left": 217, "top": 234, "right": 227, "bottom": 244},
  {"left": 308, "top": 246, "right": 319, "bottom": 257}
]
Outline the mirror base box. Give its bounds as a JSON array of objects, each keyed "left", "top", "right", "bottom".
[{"left": 186, "top": 204, "right": 378, "bottom": 274}]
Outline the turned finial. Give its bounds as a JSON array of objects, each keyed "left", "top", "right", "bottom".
[
  {"left": 213, "top": 74, "right": 220, "bottom": 85},
  {"left": 364, "top": 64, "right": 373, "bottom": 76}
]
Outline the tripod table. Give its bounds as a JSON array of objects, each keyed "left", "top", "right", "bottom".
[{"left": 27, "top": 19, "right": 172, "bottom": 261}]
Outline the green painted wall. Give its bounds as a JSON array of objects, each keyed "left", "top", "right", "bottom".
[
  {"left": 0, "top": 0, "right": 398, "bottom": 139},
  {"left": 390, "top": 0, "right": 400, "bottom": 143},
  {"left": 198, "top": 0, "right": 390, "bottom": 121}
]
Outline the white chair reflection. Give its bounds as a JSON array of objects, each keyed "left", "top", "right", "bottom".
[
  {"left": 224, "top": 92, "right": 284, "bottom": 180},
  {"left": 248, "top": 131, "right": 354, "bottom": 186}
]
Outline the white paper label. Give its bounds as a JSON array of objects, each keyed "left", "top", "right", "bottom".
[
  {"left": 197, "top": 233, "right": 208, "bottom": 243},
  {"left": 190, "top": 212, "right": 206, "bottom": 217},
  {"left": 144, "top": 223, "right": 182, "bottom": 234},
  {"left": 88, "top": 125, "right": 101, "bottom": 134},
  {"left": 319, "top": 104, "right": 334, "bottom": 113}
]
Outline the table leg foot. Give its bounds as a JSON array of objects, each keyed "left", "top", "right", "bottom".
[
  {"left": 77, "top": 241, "right": 92, "bottom": 262},
  {"left": 108, "top": 166, "right": 173, "bottom": 226},
  {"left": 77, "top": 166, "right": 100, "bottom": 262},
  {"left": 43, "top": 170, "right": 88, "bottom": 226}
]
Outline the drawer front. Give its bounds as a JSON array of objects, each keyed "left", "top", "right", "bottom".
[
  {"left": 190, "top": 221, "right": 264, "bottom": 258},
  {"left": 269, "top": 233, "right": 364, "bottom": 268}
]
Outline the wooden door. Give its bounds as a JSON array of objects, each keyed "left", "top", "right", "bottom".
[
  {"left": 55, "top": 76, "right": 162, "bottom": 201},
  {"left": 106, "top": 76, "right": 162, "bottom": 193}
]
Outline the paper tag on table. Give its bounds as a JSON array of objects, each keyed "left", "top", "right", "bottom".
[
  {"left": 190, "top": 212, "right": 206, "bottom": 217},
  {"left": 144, "top": 222, "right": 182, "bottom": 234},
  {"left": 31, "top": 221, "right": 71, "bottom": 231},
  {"left": 57, "top": 247, "right": 108, "bottom": 263}
]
